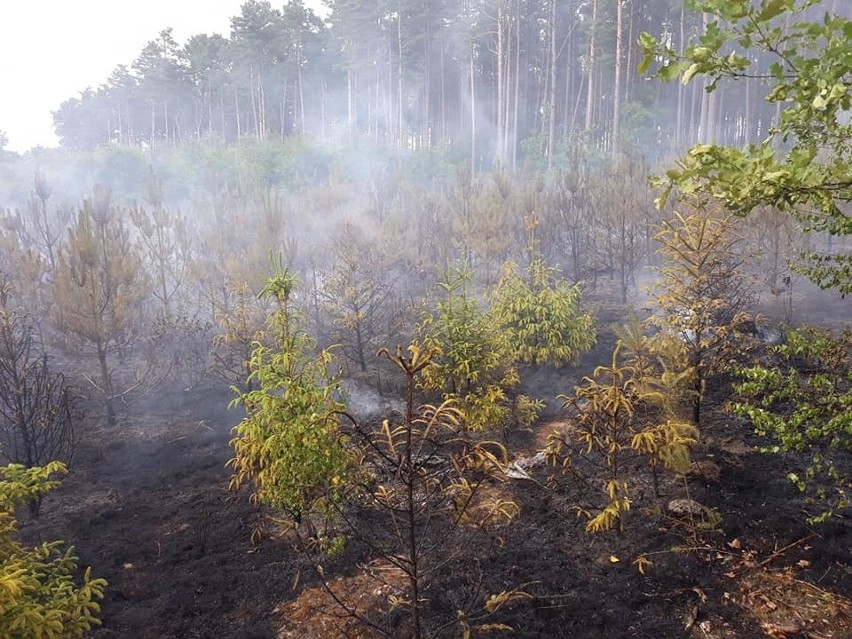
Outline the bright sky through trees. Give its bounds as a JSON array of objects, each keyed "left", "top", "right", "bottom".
[{"left": 0, "top": 0, "right": 324, "bottom": 152}]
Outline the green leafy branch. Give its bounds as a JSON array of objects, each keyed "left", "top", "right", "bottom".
[{"left": 732, "top": 327, "right": 852, "bottom": 521}]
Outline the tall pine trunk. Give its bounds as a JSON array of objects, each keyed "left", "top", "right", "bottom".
[
  {"left": 546, "top": 0, "right": 557, "bottom": 170},
  {"left": 612, "top": 0, "right": 624, "bottom": 156},
  {"left": 584, "top": 0, "right": 598, "bottom": 133}
]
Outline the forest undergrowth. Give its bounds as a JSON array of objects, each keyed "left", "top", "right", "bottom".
[{"left": 16, "top": 278, "right": 850, "bottom": 639}]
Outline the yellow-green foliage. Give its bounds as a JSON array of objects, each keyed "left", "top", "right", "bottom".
[
  {"left": 417, "top": 264, "right": 542, "bottom": 432},
  {"left": 228, "top": 269, "right": 351, "bottom": 519},
  {"left": 631, "top": 420, "right": 698, "bottom": 476},
  {"left": 453, "top": 372, "right": 542, "bottom": 433},
  {"left": 612, "top": 309, "right": 655, "bottom": 384},
  {"left": 418, "top": 264, "right": 504, "bottom": 395},
  {"left": 544, "top": 343, "right": 697, "bottom": 533},
  {"left": 490, "top": 258, "right": 595, "bottom": 368},
  {"left": 457, "top": 384, "right": 512, "bottom": 433},
  {"left": 649, "top": 198, "right": 753, "bottom": 424},
  {"left": 582, "top": 480, "right": 632, "bottom": 534},
  {"left": 1, "top": 462, "right": 106, "bottom": 638}
]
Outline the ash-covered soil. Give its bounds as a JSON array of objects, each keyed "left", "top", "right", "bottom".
[{"left": 20, "top": 284, "right": 851, "bottom": 638}]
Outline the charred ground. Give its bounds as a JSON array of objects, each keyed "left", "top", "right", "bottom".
[{"left": 20, "top": 283, "right": 851, "bottom": 639}]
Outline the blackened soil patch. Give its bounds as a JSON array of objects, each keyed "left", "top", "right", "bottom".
[
  {"left": 22, "top": 385, "right": 303, "bottom": 639},
  {"left": 21, "top": 365, "right": 851, "bottom": 638}
]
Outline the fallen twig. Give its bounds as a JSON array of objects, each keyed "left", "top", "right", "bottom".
[{"left": 756, "top": 534, "right": 817, "bottom": 569}]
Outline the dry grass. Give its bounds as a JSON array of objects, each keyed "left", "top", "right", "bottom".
[
  {"left": 731, "top": 568, "right": 852, "bottom": 639},
  {"left": 275, "top": 560, "right": 408, "bottom": 639}
]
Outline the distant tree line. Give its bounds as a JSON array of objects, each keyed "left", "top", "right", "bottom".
[{"left": 51, "top": 0, "right": 850, "bottom": 167}]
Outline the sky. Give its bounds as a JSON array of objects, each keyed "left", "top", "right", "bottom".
[{"left": 0, "top": 1, "right": 324, "bottom": 152}]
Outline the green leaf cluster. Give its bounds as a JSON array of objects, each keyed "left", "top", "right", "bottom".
[
  {"left": 1, "top": 462, "right": 107, "bottom": 638},
  {"left": 228, "top": 269, "right": 351, "bottom": 520},
  {"left": 640, "top": 0, "right": 852, "bottom": 293},
  {"left": 732, "top": 327, "right": 851, "bottom": 520}
]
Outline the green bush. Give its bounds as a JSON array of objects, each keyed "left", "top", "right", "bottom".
[{"left": 490, "top": 258, "right": 595, "bottom": 368}]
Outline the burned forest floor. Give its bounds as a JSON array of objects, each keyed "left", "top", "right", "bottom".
[{"left": 21, "top": 281, "right": 852, "bottom": 639}]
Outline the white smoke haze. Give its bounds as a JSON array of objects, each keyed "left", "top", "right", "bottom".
[{"left": 0, "top": 3, "right": 850, "bottom": 638}]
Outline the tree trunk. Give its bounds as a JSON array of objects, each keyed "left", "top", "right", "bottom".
[
  {"left": 470, "top": 43, "right": 477, "bottom": 175},
  {"left": 584, "top": 0, "right": 598, "bottom": 132},
  {"left": 625, "top": 0, "right": 635, "bottom": 103},
  {"left": 423, "top": 32, "right": 431, "bottom": 148},
  {"left": 299, "top": 66, "right": 306, "bottom": 135},
  {"left": 347, "top": 67, "right": 354, "bottom": 143},
  {"left": 234, "top": 91, "right": 242, "bottom": 141},
  {"left": 698, "top": 13, "right": 712, "bottom": 142},
  {"left": 511, "top": 1, "right": 521, "bottom": 170},
  {"left": 547, "top": 0, "right": 557, "bottom": 171},
  {"left": 97, "top": 339, "right": 116, "bottom": 427},
  {"left": 397, "top": 2, "right": 404, "bottom": 147},
  {"left": 278, "top": 90, "right": 287, "bottom": 141},
  {"left": 354, "top": 319, "right": 367, "bottom": 373},
  {"left": 440, "top": 44, "right": 446, "bottom": 145},
  {"left": 163, "top": 99, "right": 169, "bottom": 144},
  {"left": 562, "top": 19, "right": 574, "bottom": 139},
  {"left": 743, "top": 72, "right": 753, "bottom": 146},
  {"left": 150, "top": 103, "right": 156, "bottom": 147},
  {"left": 496, "top": 2, "right": 505, "bottom": 168},
  {"left": 321, "top": 78, "right": 327, "bottom": 138},
  {"left": 259, "top": 67, "right": 266, "bottom": 139},
  {"left": 219, "top": 94, "right": 225, "bottom": 141},
  {"left": 613, "top": 0, "right": 624, "bottom": 156},
  {"left": 250, "top": 64, "right": 259, "bottom": 137},
  {"left": 675, "top": 3, "right": 685, "bottom": 148}
]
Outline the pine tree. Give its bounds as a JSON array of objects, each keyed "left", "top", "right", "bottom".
[
  {"left": 52, "top": 191, "right": 149, "bottom": 426},
  {"left": 320, "top": 221, "right": 397, "bottom": 373},
  {"left": 490, "top": 218, "right": 596, "bottom": 368},
  {"left": 228, "top": 267, "right": 351, "bottom": 521},
  {"left": 650, "top": 196, "right": 753, "bottom": 425}
]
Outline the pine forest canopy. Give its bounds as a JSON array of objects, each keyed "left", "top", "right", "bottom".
[{"left": 45, "top": 0, "right": 851, "bottom": 169}]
